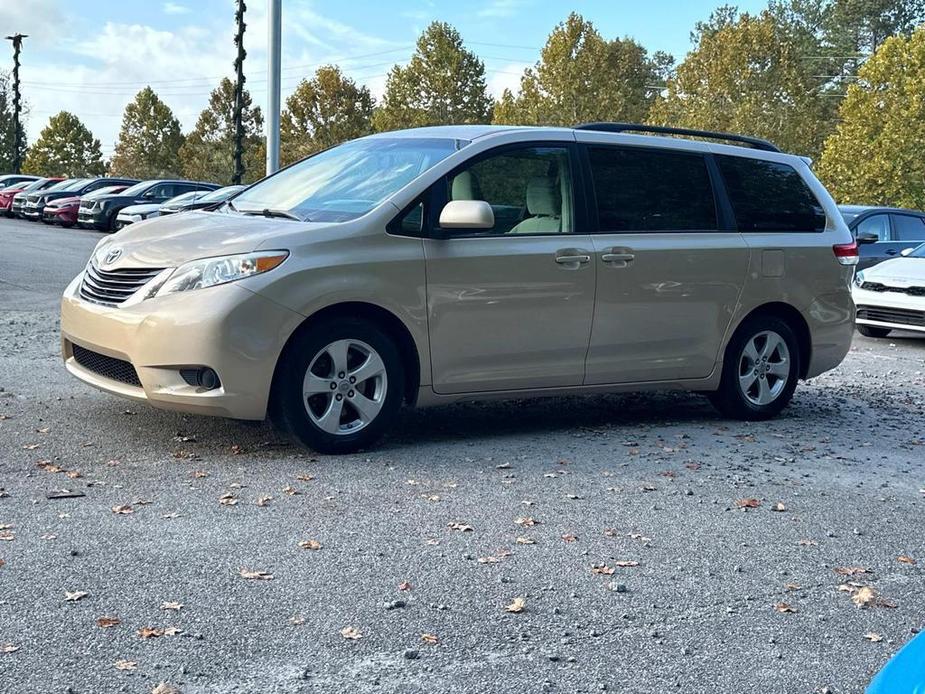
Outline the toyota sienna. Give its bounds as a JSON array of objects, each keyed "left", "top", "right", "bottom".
[{"left": 61, "top": 123, "right": 857, "bottom": 453}]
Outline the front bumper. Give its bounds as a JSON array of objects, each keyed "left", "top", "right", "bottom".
[
  {"left": 61, "top": 275, "right": 305, "bottom": 420},
  {"left": 78, "top": 209, "right": 107, "bottom": 227},
  {"left": 853, "top": 286, "right": 925, "bottom": 333},
  {"left": 22, "top": 203, "right": 43, "bottom": 219},
  {"left": 44, "top": 208, "right": 77, "bottom": 224}
]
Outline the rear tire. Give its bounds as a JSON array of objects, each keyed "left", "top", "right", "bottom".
[
  {"left": 708, "top": 314, "right": 801, "bottom": 421},
  {"left": 857, "top": 325, "right": 891, "bottom": 339},
  {"left": 271, "top": 318, "right": 405, "bottom": 454}
]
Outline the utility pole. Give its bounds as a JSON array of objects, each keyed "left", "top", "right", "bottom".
[
  {"left": 5, "top": 33, "right": 27, "bottom": 174},
  {"left": 266, "top": 0, "right": 281, "bottom": 176},
  {"left": 232, "top": 0, "right": 246, "bottom": 185}
]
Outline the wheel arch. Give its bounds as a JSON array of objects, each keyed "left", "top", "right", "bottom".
[
  {"left": 270, "top": 301, "right": 422, "bottom": 408},
  {"left": 726, "top": 302, "right": 812, "bottom": 379}
]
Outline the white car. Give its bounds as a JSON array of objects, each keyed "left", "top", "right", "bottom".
[
  {"left": 853, "top": 244, "right": 925, "bottom": 337},
  {"left": 115, "top": 203, "right": 161, "bottom": 229}
]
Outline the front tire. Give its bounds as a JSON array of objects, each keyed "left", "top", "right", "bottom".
[
  {"left": 271, "top": 318, "right": 405, "bottom": 454},
  {"left": 857, "top": 324, "right": 891, "bottom": 339},
  {"left": 709, "top": 315, "right": 801, "bottom": 421}
]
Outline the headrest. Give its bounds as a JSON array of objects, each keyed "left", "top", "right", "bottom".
[
  {"left": 451, "top": 170, "right": 482, "bottom": 200},
  {"left": 526, "top": 177, "right": 560, "bottom": 217}
]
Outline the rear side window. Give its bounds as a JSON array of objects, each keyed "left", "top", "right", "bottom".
[
  {"left": 587, "top": 146, "right": 717, "bottom": 232},
  {"left": 717, "top": 155, "right": 825, "bottom": 232},
  {"left": 892, "top": 214, "right": 925, "bottom": 241}
]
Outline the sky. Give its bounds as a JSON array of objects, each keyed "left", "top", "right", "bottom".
[{"left": 1, "top": 0, "right": 769, "bottom": 157}]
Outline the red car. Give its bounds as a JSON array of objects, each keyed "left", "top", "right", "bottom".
[
  {"left": 1, "top": 177, "right": 63, "bottom": 217},
  {"left": 42, "top": 185, "right": 130, "bottom": 227}
]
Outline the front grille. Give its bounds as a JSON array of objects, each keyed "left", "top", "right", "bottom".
[
  {"left": 861, "top": 281, "right": 925, "bottom": 297},
  {"left": 79, "top": 263, "right": 165, "bottom": 307},
  {"left": 71, "top": 344, "right": 141, "bottom": 387},
  {"left": 857, "top": 305, "right": 925, "bottom": 327}
]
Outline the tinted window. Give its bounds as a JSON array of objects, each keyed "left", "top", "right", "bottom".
[
  {"left": 587, "top": 147, "right": 717, "bottom": 232},
  {"left": 892, "top": 214, "right": 925, "bottom": 241},
  {"left": 856, "top": 214, "right": 890, "bottom": 241},
  {"left": 717, "top": 155, "right": 825, "bottom": 232},
  {"left": 447, "top": 146, "right": 573, "bottom": 235}
]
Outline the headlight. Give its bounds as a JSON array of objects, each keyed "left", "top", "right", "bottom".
[
  {"left": 154, "top": 251, "right": 288, "bottom": 297},
  {"left": 854, "top": 271, "right": 865, "bottom": 287}
]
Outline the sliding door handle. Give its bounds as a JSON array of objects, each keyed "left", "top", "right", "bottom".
[{"left": 555, "top": 254, "right": 591, "bottom": 264}]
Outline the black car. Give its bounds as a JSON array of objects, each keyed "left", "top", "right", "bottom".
[
  {"left": 840, "top": 205, "right": 925, "bottom": 270},
  {"left": 0, "top": 174, "right": 39, "bottom": 189},
  {"left": 158, "top": 184, "right": 246, "bottom": 216},
  {"left": 78, "top": 179, "right": 220, "bottom": 231},
  {"left": 21, "top": 177, "right": 139, "bottom": 221}
]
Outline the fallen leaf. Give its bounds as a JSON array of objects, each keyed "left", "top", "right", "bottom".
[
  {"left": 505, "top": 597, "right": 526, "bottom": 613},
  {"left": 784, "top": 583, "right": 802, "bottom": 591},
  {"left": 591, "top": 565, "right": 615, "bottom": 575},
  {"left": 0, "top": 531, "right": 13, "bottom": 541},
  {"left": 775, "top": 602, "right": 797, "bottom": 613},
  {"left": 852, "top": 586, "right": 876, "bottom": 608},
  {"left": 299, "top": 540, "right": 322, "bottom": 551},
  {"left": 161, "top": 602, "right": 183, "bottom": 611},
  {"left": 163, "top": 627, "right": 182, "bottom": 636},
  {"left": 865, "top": 632, "right": 884, "bottom": 642},
  {"left": 138, "top": 627, "right": 164, "bottom": 639},
  {"left": 151, "top": 684, "right": 181, "bottom": 694},
  {"left": 36, "top": 460, "right": 63, "bottom": 473},
  {"left": 65, "top": 591, "right": 88, "bottom": 602},
  {"left": 421, "top": 632, "right": 438, "bottom": 644},
  {"left": 398, "top": 581, "right": 413, "bottom": 591},
  {"left": 1, "top": 643, "right": 19, "bottom": 653},
  {"left": 239, "top": 568, "right": 273, "bottom": 580},
  {"left": 22, "top": 443, "right": 40, "bottom": 450},
  {"left": 614, "top": 560, "right": 640, "bottom": 568},
  {"left": 514, "top": 516, "right": 539, "bottom": 527},
  {"left": 478, "top": 556, "right": 500, "bottom": 564},
  {"left": 834, "top": 567, "right": 871, "bottom": 576},
  {"left": 772, "top": 502, "right": 787, "bottom": 512},
  {"left": 295, "top": 474, "right": 315, "bottom": 482},
  {"left": 290, "top": 615, "right": 306, "bottom": 625},
  {"left": 282, "top": 485, "right": 300, "bottom": 496},
  {"left": 515, "top": 537, "right": 535, "bottom": 545},
  {"left": 735, "top": 498, "right": 761, "bottom": 509},
  {"left": 561, "top": 534, "right": 578, "bottom": 543},
  {"left": 218, "top": 494, "right": 238, "bottom": 506},
  {"left": 798, "top": 539, "right": 818, "bottom": 546},
  {"left": 114, "top": 659, "right": 137, "bottom": 671},
  {"left": 96, "top": 616, "right": 121, "bottom": 628},
  {"left": 230, "top": 444, "right": 244, "bottom": 455},
  {"left": 447, "top": 522, "right": 473, "bottom": 532},
  {"left": 256, "top": 496, "right": 273, "bottom": 507},
  {"left": 340, "top": 626, "right": 363, "bottom": 640},
  {"left": 192, "top": 470, "right": 208, "bottom": 479},
  {"left": 111, "top": 505, "right": 134, "bottom": 515},
  {"left": 898, "top": 555, "right": 916, "bottom": 565}
]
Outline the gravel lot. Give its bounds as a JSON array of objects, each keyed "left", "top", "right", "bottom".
[{"left": 1, "top": 218, "right": 924, "bottom": 694}]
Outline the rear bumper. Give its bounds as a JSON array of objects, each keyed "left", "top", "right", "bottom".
[{"left": 61, "top": 276, "right": 305, "bottom": 420}]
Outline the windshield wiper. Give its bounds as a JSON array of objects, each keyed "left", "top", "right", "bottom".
[{"left": 247, "top": 208, "right": 302, "bottom": 221}]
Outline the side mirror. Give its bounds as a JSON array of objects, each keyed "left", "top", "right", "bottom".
[
  {"left": 439, "top": 200, "right": 494, "bottom": 230},
  {"left": 856, "top": 232, "right": 879, "bottom": 245},
  {"left": 901, "top": 247, "right": 915, "bottom": 257}
]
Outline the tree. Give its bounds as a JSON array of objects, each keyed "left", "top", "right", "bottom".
[
  {"left": 23, "top": 111, "right": 104, "bottom": 177},
  {"left": 825, "top": 0, "right": 925, "bottom": 54},
  {"left": 649, "top": 9, "right": 836, "bottom": 158},
  {"left": 179, "top": 77, "right": 264, "bottom": 184},
  {"left": 493, "top": 13, "right": 671, "bottom": 126},
  {"left": 280, "top": 65, "right": 374, "bottom": 166},
  {"left": 818, "top": 28, "right": 925, "bottom": 207},
  {"left": 0, "top": 72, "right": 27, "bottom": 172},
  {"left": 109, "top": 87, "right": 184, "bottom": 178},
  {"left": 373, "top": 22, "right": 492, "bottom": 131}
]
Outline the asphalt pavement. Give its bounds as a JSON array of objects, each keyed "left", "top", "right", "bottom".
[{"left": 1, "top": 218, "right": 924, "bottom": 694}]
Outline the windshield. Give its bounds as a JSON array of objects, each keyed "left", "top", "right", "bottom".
[
  {"left": 231, "top": 137, "right": 462, "bottom": 222},
  {"left": 121, "top": 180, "right": 160, "bottom": 197},
  {"left": 163, "top": 191, "right": 203, "bottom": 206},
  {"left": 46, "top": 178, "right": 83, "bottom": 192},
  {"left": 909, "top": 243, "right": 925, "bottom": 258},
  {"left": 199, "top": 185, "right": 243, "bottom": 203},
  {"left": 84, "top": 186, "right": 125, "bottom": 200}
]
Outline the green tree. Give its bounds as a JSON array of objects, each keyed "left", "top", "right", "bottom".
[
  {"left": 818, "top": 28, "right": 925, "bottom": 207},
  {"left": 493, "top": 13, "right": 671, "bottom": 126},
  {"left": 110, "top": 87, "right": 184, "bottom": 178},
  {"left": 825, "top": 0, "right": 925, "bottom": 54},
  {"left": 23, "top": 111, "right": 104, "bottom": 177},
  {"left": 373, "top": 22, "right": 492, "bottom": 131},
  {"left": 179, "top": 77, "right": 264, "bottom": 184},
  {"left": 649, "top": 9, "right": 835, "bottom": 158},
  {"left": 0, "top": 72, "right": 27, "bottom": 172},
  {"left": 280, "top": 65, "right": 374, "bottom": 166}
]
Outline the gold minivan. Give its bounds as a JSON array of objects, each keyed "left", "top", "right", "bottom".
[{"left": 61, "top": 124, "right": 857, "bottom": 453}]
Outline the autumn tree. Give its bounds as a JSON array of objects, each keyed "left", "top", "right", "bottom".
[
  {"left": 179, "top": 77, "right": 264, "bottom": 184},
  {"left": 493, "top": 13, "right": 671, "bottom": 126},
  {"left": 649, "top": 9, "right": 835, "bottom": 158},
  {"left": 109, "top": 87, "right": 184, "bottom": 179},
  {"left": 818, "top": 28, "right": 925, "bottom": 207},
  {"left": 280, "top": 65, "right": 374, "bottom": 166},
  {"left": 373, "top": 22, "right": 492, "bottom": 131},
  {"left": 23, "top": 111, "right": 104, "bottom": 177},
  {"left": 0, "top": 72, "right": 27, "bottom": 172}
]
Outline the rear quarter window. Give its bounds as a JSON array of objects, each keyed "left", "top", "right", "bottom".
[{"left": 717, "top": 155, "right": 826, "bottom": 232}]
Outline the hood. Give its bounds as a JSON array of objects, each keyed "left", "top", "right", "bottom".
[
  {"left": 47, "top": 196, "right": 80, "bottom": 208},
  {"left": 99, "top": 210, "right": 316, "bottom": 268},
  {"left": 862, "top": 257, "right": 925, "bottom": 283},
  {"left": 120, "top": 203, "right": 161, "bottom": 215}
]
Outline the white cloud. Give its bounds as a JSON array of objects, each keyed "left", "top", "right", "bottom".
[
  {"left": 477, "top": 0, "right": 527, "bottom": 19},
  {"left": 486, "top": 62, "right": 527, "bottom": 98},
  {"left": 162, "top": 2, "right": 190, "bottom": 15}
]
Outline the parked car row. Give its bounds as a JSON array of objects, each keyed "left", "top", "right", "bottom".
[{"left": 0, "top": 175, "right": 238, "bottom": 232}]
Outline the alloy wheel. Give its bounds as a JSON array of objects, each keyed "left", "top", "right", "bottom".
[
  {"left": 737, "top": 330, "right": 790, "bottom": 406},
  {"left": 302, "top": 339, "right": 388, "bottom": 435}
]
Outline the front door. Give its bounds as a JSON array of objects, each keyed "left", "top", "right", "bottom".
[
  {"left": 423, "top": 143, "right": 596, "bottom": 394},
  {"left": 578, "top": 142, "right": 749, "bottom": 384}
]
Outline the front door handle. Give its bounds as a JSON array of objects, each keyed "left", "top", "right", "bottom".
[
  {"left": 555, "top": 249, "right": 591, "bottom": 267},
  {"left": 885, "top": 249, "right": 899, "bottom": 256},
  {"left": 601, "top": 248, "right": 635, "bottom": 266}
]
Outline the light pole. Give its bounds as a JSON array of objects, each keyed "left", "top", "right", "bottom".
[
  {"left": 5, "top": 33, "right": 27, "bottom": 174},
  {"left": 232, "top": 0, "right": 247, "bottom": 185},
  {"left": 266, "top": 0, "right": 281, "bottom": 175}
]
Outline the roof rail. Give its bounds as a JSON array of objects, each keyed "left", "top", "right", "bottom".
[{"left": 573, "top": 122, "right": 781, "bottom": 153}]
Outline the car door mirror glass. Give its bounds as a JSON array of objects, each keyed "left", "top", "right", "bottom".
[
  {"left": 439, "top": 200, "right": 495, "bottom": 230},
  {"left": 856, "top": 232, "right": 879, "bottom": 244}
]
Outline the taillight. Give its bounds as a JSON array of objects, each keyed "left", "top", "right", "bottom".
[{"left": 833, "top": 241, "right": 859, "bottom": 266}]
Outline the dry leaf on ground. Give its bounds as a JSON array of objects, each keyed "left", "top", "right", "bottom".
[
  {"left": 447, "top": 522, "right": 473, "bottom": 532},
  {"left": 299, "top": 540, "right": 322, "bottom": 550},
  {"left": 111, "top": 505, "right": 133, "bottom": 515},
  {"left": 114, "top": 659, "right": 137, "bottom": 671},
  {"left": 340, "top": 626, "right": 363, "bottom": 640},
  {"left": 398, "top": 581, "right": 412, "bottom": 591},
  {"left": 239, "top": 568, "right": 273, "bottom": 580},
  {"left": 898, "top": 555, "right": 916, "bottom": 565},
  {"left": 97, "top": 616, "right": 120, "bottom": 628},
  {"left": 1, "top": 643, "right": 19, "bottom": 653},
  {"left": 865, "top": 632, "right": 884, "bottom": 642},
  {"left": 735, "top": 498, "right": 761, "bottom": 509},
  {"left": 421, "top": 632, "right": 438, "bottom": 644},
  {"left": 775, "top": 602, "right": 797, "bottom": 613},
  {"left": 561, "top": 534, "right": 578, "bottom": 542},
  {"left": 162, "top": 602, "right": 183, "bottom": 611},
  {"left": 505, "top": 597, "right": 526, "bottom": 613},
  {"left": 65, "top": 591, "right": 88, "bottom": 602},
  {"left": 151, "top": 683, "right": 181, "bottom": 694},
  {"left": 591, "top": 565, "right": 615, "bottom": 575},
  {"left": 514, "top": 517, "right": 539, "bottom": 527},
  {"left": 138, "top": 627, "right": 164, "bottom": 639},
  {"left": 834, "top": 567, "right": 871, "bottom": 576}
]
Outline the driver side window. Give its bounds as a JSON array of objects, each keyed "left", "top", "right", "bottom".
[
  {"left": 447, "top": 146, "right": 573, "bottom": 235},
  {"left": 856, "top": 214, "right": 890, "bottom": 241}
]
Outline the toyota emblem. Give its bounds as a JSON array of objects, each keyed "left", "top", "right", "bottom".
[{"left": 104, "top": 248, "right": 122, "bottom": 265}]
